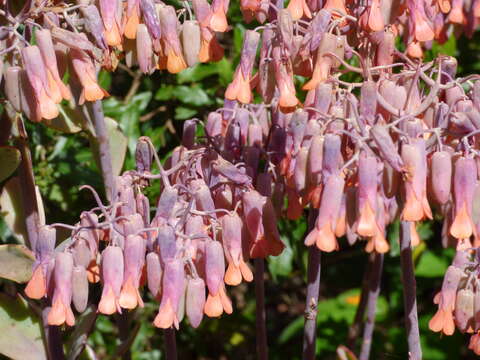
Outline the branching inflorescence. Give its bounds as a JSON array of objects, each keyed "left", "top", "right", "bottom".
[{"left": 3, "top": 0, "right": 480, "bottom": 358}]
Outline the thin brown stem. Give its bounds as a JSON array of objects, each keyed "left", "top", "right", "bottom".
[
  {"left": 400, "top": 221, "right": 422, "bottom": 360},
  {"left": 255, "top": 258, "right": 268, "bottom": 360},
  {"left": 88, "top": 100, "right": 115, "bottom": 201},
  {"left": 359, "top": 253, "right": 384, "bottom": 360},
  {"left": 303, "top": 209, "right": 321, "bottom": 360}
]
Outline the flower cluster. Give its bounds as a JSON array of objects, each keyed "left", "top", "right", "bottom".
[
  {"left": 24, "top": 135, "right": 284, "bottom": 328},
  {"left": 429, "top": 249, "right": 480, "bottom": 355},
  {"left": 1, "top": 0, "right": 231, "bottom": 123}
]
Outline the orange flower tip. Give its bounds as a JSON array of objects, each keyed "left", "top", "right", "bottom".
[
  {"left": 450, "top": 206, "right": 473, "bottom": 239},
  {"left": 239, "top": 260, "right": 253, "bottom": 282},
  {"left": 25, "top": 267, "right": 46, "bottom": 299},
  {"left": 224, "top": 263, "right": 242, "bottom": 286},
  {"left": 48, "top": 299, "right": 74, "bottom": 326},
  {"left": 304, "top": 229, "right": 319, "bottom": 246},
  {"left": 124, "top": 13, "right": 140, "bottom": 40},
  {"left": 316, "top": 224, "right": 339, "bottom": 252},
  {"left": 219, "top": 288, "right": 233, "bottom": 314},
  {"left": 209, "top": 12, "right": 229, "bottom": 32},
  {"left": 105, "top": 25, "right": 123, "bottom": 47},
  {"left": 153, "top": 300, "right": 175, "bottom": 329},
  {"left": 119, "top": 279, "right": 139, "bottom": 309},
  {"left": 204, "top": 292, "right": 223, "bottom": 317},
  {"left": 448, "top": 9, "right": 464, "bottom": 24},
  {"left": 98, "top": 287, "right": 117, "bottom": 315},
  {"left": 356, "top": 203, "right": 377, "bottom": 237},
  {"left": 167, "top": 51, "right": 187, "bottom": 74},
  {"left": 401, "top": 198, "right": 424, "bottom": 222}
]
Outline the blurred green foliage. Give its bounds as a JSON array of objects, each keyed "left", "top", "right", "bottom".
[{"left": 2, "top": 5, "right": 480, "bottom": 360}]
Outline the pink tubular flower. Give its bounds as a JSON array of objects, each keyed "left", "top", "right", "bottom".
[
  {"left": 401, "top": 139, "right": 432, "bottom": 222},
  {"left": 153, "top": 258, "right": 186, "bottom": 329},
  {"left": 99, "top": 0, "right": 123, "bottom": 46},
  {"left": 304, "top": 174, "right": 345, "bottom": 252},
  {"left": 287, "top": 0, "right": 312, "bottom": 20},
  {"left": 70, "top": 49, "right": 109, "bottom": 105},
  {"left": 119, "top": 235, "right": 146, "bottom": 309},
  {"left": 36, "top": 29, "right": 72, "bottom": 101},
  {"left": 21, "top": 46, "right": 59, "bottom": 120},
  {"left": 159, "top": 5, "right": 187, "bottom": 74},
  {"left": 450, "top": 157, "right": 477, "bottom": 240},
  {"left": 98, "top": 246, "right": 124, "bottom": 315},
  {"left": 47, "top": 252, "right": 75, "bottom": 326}
]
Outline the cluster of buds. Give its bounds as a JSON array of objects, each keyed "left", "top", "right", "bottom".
[
  {"left": 0, "top": 0, "right": 233, "bottom": 122},
  {"left": 213, "top": 50, "right": 480, "bottom": 256},
  {"left": 24, "top": 134, "right": 284, "bottom": 329},
  {"left": 429, "top": 249, "right": 480, "bottom": 355}
]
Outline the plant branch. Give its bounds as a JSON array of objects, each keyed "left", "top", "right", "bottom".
[
  {"left": 346, "top": 256, "right": 372, "bottom": 349},
  {"left": 359, "top": 252, "right": 384, "bottom": 360},
  {"left": 303, "top": 209, "right": 321, "bottom": 360},
  {"left": 88, "top": 100, "right": 115, "bottom": 201},
  {"left": 255, "top": 258, "right": 268, "bottom": 360},
  {"left": 164, "top": 328, "right": 177, "bottom": 360},
  {"left": 399, "top": 221, "right": 422, "bottom": 360}
]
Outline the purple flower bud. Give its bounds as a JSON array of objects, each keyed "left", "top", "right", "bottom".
[
  {"left": 182, "top": 20, "right": 201, "bottom": 67},
  {"left": 205, "top": 240, "right": 225, "bottom": 296},
  {"left": 51, "top": 27, "right": 96, "bottom": 54},
  {"left": 5, "top": 66, "right": 22, "bottom": 112},
  {"left": 308, "top": 9, "right": 331, "bottom": 52},
  {"left": 278, "top": 9, "right": 294, "bottom": 55},
  {"left": 136, "top": 24, "right": 155, "bottom": 74},
  {"left": 370, "top": 125, "right": 404, "bottom": 172},
  {"left": 135, "top": 136, "right": 154, "bottom": 173},
  {"left": 98, "top": 246, "right": 124, "bottom": 315},
  {"left": 81, "top": 5, "right": 108, "bottom": 49},
  {"left": 186, "top": 277, "right": 206, "bottom": 328},
  {"left": 360, "top": 81, "right": 377, "bottom": 125},
  {"left": 191, "top": 179, "right": 217, "bottom": 217},
  {"left": 306, "top": 135, "right": 323, "bottom": 188},
  {"left": 321, "top": 134, "right": 342, "bottom": 180},
  {"left": 430, "top": 151, "right": 452, "bottom": 205},
  {"left": 294, "top": 147, "right": 309, "bottom": 194},
  {"left": 455, "top": 289, "right": 475, "bottom": 333},
  {"left": 157, "top": 224, "right": 178, "bottom": 263},
  {"left": 156, "top": 186, "right": 178, "bottom": 220},
  {"left": 206, "top": 112, "right": 223, "bottom": 138},
  {"left": 146, "top": 252, "right": 162, "bottom": 298},
  {"left": 72, "top": 266, "right": 89, "bottom": 313},
  {"left": 213, "top": 157, "right": 251, "bottom": 185},
  {"left": 47, "top": 252, "right": 75, "bottom": 326}
]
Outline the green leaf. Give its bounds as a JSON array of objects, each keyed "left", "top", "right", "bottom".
[
  {"left": 43, "top": 105, "right": 82, "bottom": 134},
  {"left": 177, "top": 64, "right": 220, "bottom": 83},
  {"left": 89, "top": 117, "right": 128, "bottom": 176},
  {"left": 172, "top": 85, "right": 212, "bottom": 106},
  {"left": 154, "top": 85, "right": 175, "bottom": 101},
  {"left": 0, "top": 244, "right": 34, "bottom": 283},
  {"left": 268, "top": 240, "right": 293, "bottom": 280},
  {"left": 278, "top": 316, "right": 303, "bottom": 344},
  {"left": 0, "top": 177, "right": 27, "bottom": 244},
  {"left": 415, "top": 251, "right": 449, "bottom": 278},
  {"left": 0, "top": 294, "right": 47, "bottom": 360},
  {"left": 175, "top": 107, "right": 197, "bottom": 120},
  {"left": 0, "top": 146, "right": 21, "bottom": 183}
]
